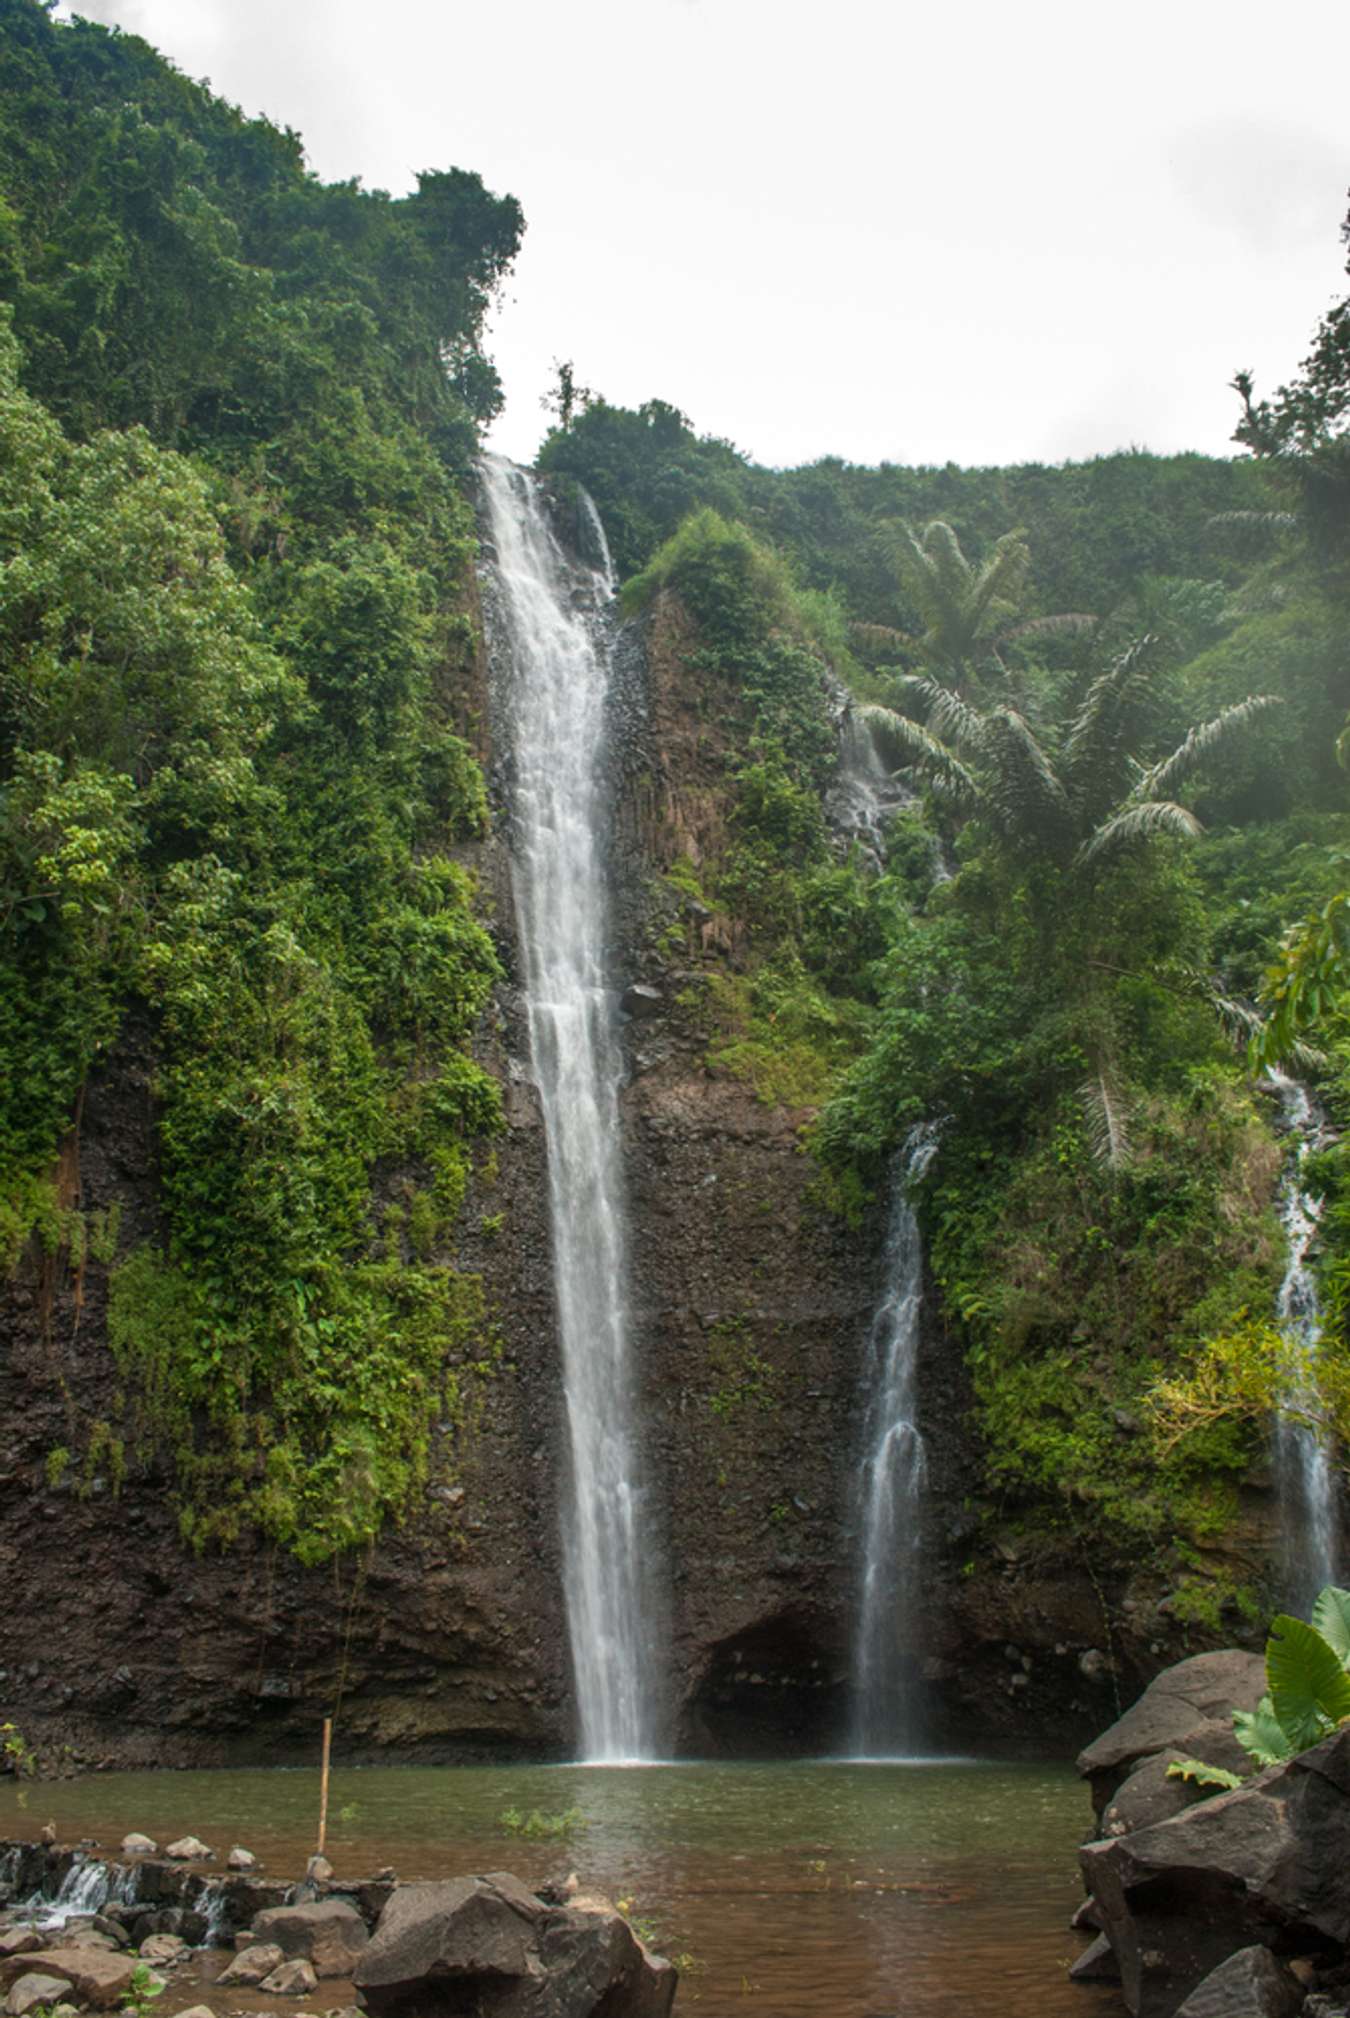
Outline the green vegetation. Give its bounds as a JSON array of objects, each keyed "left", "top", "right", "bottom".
[
  {"left": 498, "top": 1805, "right": 588, "bottom": 1840},
  {"left": 0, "top": 0, "right": 519, "bottom": 1561},
  {"left": 564, "top": 198, "right": 1350, "bottom": 1584},
  {"left": 1170, "top": 1583, "right": 1350, "bottom": 1786},
  {"left": 3, "top": 0, "right": 1349, "bottom": 1606}
]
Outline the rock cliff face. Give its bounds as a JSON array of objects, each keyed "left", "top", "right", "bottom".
[{"left": 0, "top": 565, "right": 1266, "bottom": 1769}]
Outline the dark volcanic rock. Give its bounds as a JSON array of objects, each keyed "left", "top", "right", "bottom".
[
  {"left": 1081, "top": 1730, "right": 1350, "bottom": 2018},
  {"left": 1077, "top": 1650, "right": 1266, "bottom": 1814},
  {"left": 1173, "top": 1946, "right": 1305, "bottom": 2018},
  {"left": 354, "top": 1874, "right": 675, "bottom": 2018},
  {"left": 249, "top": 1899, "right": 368, "bottom": 1976},
  {"left": 1100, "top": 1744, "right": 1247, "bottom": 1839},
  {"left": 1069, "top": 1933, "right": 1121, "bottom": 1983}
]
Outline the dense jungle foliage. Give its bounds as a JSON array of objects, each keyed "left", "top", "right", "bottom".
[
  {"left": 2, "top": 0, "right": 1347, "bottom": 1611},
  {"left": 0, "top": 0, "right": 520, "bottom": 1560},
  {"left": 545, "top": 208, "right": 1350, "bottom": 1606}
]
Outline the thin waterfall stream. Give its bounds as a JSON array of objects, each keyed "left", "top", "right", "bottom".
[
  {"left": 478, "top": 456, "right": 656, "bottom": 1763},
  {"left": 1269, "top": 1069, "right": 1340, "bottom": 1607},
  {"left": 851, "top": 1124, "right": 938, "bottom": 1757}
]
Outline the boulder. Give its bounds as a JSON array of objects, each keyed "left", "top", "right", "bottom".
[
  {"left": 260, "top": 1959, "right": 319, "bottom": 1997},
  {"left": 356, "top": 1877, "right": 541, "bottom": 2006},
  {"left": 249, "top": 1902, "right": 369, "bottom": 1979},
  {"left": 1082, "top": 1728, "right": 1350, "bottom": 2018},
  {"left": 1077, "top": 1651, "right": 1265, "bottom": 1815},
  {"left": 5, "top": 1973, "right": 74, "bottom": 2017},
  {"left": 0, "top": 1949, "right": 141, "bottom": 2009},
  {"left": 1173, "top": 1946, "right": 1305, "bottom": 2018},
  {"left": 138, "top": 1934, "right": 188, "bottom": 1964},
  {"left": 620, "top": 985, "right": 663, "bottom": 1021},
  {"left": 1069, "top": 1935, "right": 1120, "bottom": 1984},
  {"left": 121, "top": 1835, "right": 157, "bottom": 1858},
  {"left": 218, "top": 1943, "right": 286, "bottom": 1986},
  {"left": 164, "top": 1837, "right": 213, "bottom": 1862},
  {"left": 354, "top": 1875, "right": 676, "bottom": 2018},
  {"left": 227, "top": 1847, "right": 258, "bottom": 1872},
  {"left": 0, "top": 1939, "right": 40, "bottom": 1964}
]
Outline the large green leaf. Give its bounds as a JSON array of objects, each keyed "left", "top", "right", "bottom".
[
  {"left": 1311, "top": 1585, "right": 1350, "bottom": 1668},
  {"left": 1267, "top": 1616, "right": 1350, "bottom": 1752},
  {"left": 1233, "top": 1695, "right": 1296, "bottom": 1768}
]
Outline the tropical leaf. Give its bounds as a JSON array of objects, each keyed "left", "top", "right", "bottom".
[
  {"left": 978, "top": 706, "right": 1070, "bottom": 845},
  {"left": 855, "top": 705, "right": 981, "bottom": 810},
  {"left": 1006, "top": 612, "right": 1097, "bottom": 641},
  {"left": 1232, "top": 1695, "right": 1297, "bottom": 1768},
  {"left": 897, "top": 674, "right": 985, "bottom": 749},
  {"left": 1132, "top": 696, "right": 1278, "bottom": 805},
  {"left": 1077, "top": 800, "right": 1201, "bottom": 867},
  {"left": 1061, "top": 634, "right": 1164, "bottom": 784},
  {"left": 1080, "top": 1069, "right": 1133, "bottom": 1171},
  {"left": 1311, "top": 1585, "right": 1350, "bottom": 1668},
  {"left": 850, "top": 621, "right": 913, "bottom": 659},
  {"left": 1165, "top": 1758, "right": 1244, "bottom": 1789},
  {"left": 1266, "top": 1614, "right": 1350, "bottom": 1752}
]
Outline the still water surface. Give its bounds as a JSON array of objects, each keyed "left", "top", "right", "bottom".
[{"left": 0, "top": 1760, "right": 1110, "bottom": 2018}]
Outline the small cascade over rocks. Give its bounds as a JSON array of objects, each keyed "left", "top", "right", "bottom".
[
  {"left": 478, "top": 456, "right": 658, "bottom": 1764},
  {"left": 828, "top": 702, "right": 914, "bottom": 866},
  {"left": 1268, "top": 1069, "right": 1341, "bottom": 1608},
  {"left": 851, "top": 1124, "right": 939, "bottom": 1757}
]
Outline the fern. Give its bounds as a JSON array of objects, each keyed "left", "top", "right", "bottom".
[
  {"left": 1165, "top": 1758, "right": 1244, "bottom": 1789},
  {"left": 1080, "top": 1070, "right": 1132, "bottom": 1170}
]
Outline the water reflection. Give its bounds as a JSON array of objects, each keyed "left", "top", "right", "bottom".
[{"left": 0, "top": 1760, "right": 1113, "bottom": 2018}]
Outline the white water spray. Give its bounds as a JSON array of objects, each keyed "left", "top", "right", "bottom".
[
  {"left": 852, "top": 1125, "right": 938, "bottom": 1756},
  {"left": 1269, "top": 1070, "right": 1340, "bottom": 1607},
  {"left": 479, "top": 456, "right": 655, "bottom": 1763}
]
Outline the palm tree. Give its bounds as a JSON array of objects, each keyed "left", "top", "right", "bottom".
[
  {"left": 857, "top": 634, "right": 1275, "bottom": 872},
  {"left": 853, "top": 639, "right": 1276, "bottom": 1167},
  {"left": 852, "top": 519, "right": 1093, "bottom": 696}
]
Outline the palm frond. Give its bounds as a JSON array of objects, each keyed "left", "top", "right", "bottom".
[
  {"left": 1061, "top": 634, "right": 1164, "bottom": 804},
  {"left": 897, "top": 673, "right": 985, "bottom": 749},
  {"left": 1080, "top": 1069, "right": 1133, "bottom": 1170},
  {"left": 850, "top": 621, "right": 913, "bottom": 659},
  {"left": 978, "top": 706, "right": 1071, "bottom": 845},
  {"left": 1208, "top": 510, "right": 1299, "bottom": 534},
  {"left": 1078, "top": 799, "right": 1201, "bottom": 866},
  {"left": 1006, "top": 613, "right": 1097, "bottom": 641},
  {"left": 1131, "top": 695, "right": 1278, "bottom": 805},
  {"left": 855, "top": 704, "right": 981, "bottom": 810},
  {"left": 968, "top": 528, "right": 1031, "bottom": 633}
]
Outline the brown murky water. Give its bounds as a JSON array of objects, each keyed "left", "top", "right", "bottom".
[{"left": 1, "top": 1760, "right": 1114, "bottom": 2018}]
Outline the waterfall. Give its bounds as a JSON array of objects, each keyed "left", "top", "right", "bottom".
[
  {"left": 478, "top": 455, "right": 656, "bottom": 1764},
  {"left": 1269, "top": 1070, "right": 1340, "bottom": 1608},
  {"left": 828, "top": 699, "right": 949, "bottom": 883},
  {"left": 851, "top": 1124, "right": 939, "bottom": 1757}
]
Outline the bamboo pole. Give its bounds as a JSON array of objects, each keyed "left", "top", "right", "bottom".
[{"left": 317, "top": 1717, "right": 332, "bottom": 1858}]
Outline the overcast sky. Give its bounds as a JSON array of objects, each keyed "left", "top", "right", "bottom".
[{"left": 54, "top": 0, "right": 1350, "bottom": 472}]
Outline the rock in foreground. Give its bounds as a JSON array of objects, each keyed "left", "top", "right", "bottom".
[
  {"left": 1081, "top": 1728, "right": 1350, "bottom": 2018},
  {"left": 354, "top": 1873, "right": 676, "bottom": 2018}
]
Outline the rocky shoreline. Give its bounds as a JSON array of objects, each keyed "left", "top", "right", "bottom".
[
  {"left": 1072, "top": 1651, "right": 1350, "bottom": 2018},
  {"left": 0, "top": 1839, "right": 674, "bottom": 2018}
]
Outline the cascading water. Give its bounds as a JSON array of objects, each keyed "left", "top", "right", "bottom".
[
  {"left": 829, "top": 704, "right": 914, "bottom": 868},
  {"left": 478, "top": 455, "right": 656, "bottom": 1764},
  {"left": 828, "top": 698, "right": 949, "bottom": 883},
  {"left": 851, "top": 1124, "right": 938, "bottom": 1757},
  {"left": 1269, "top": 1070, "right": 1340, "bottom": 1607}
]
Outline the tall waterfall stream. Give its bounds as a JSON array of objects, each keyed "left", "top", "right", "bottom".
[
  {"left": 479, "top": 457, "right": 656, "bottom": 1762},
  {"left": 851, "top": 1126, "right": 939, "bottom": 1756},
  {"left": 1269, "top": 1070, "right": 1341, "bottom": 1606}
]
